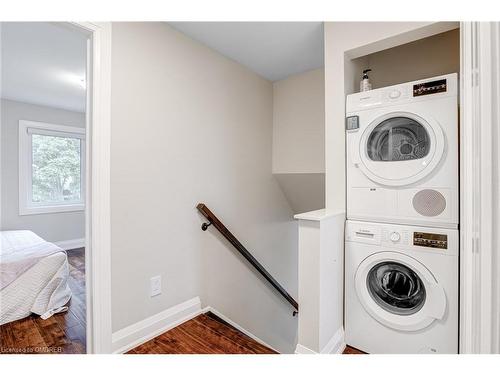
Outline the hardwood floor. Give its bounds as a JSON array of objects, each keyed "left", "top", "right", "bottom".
[
  {"left": 0, "top": 245, "right": 367, "bottom": 355},
  {"left": 0, "top": 248, "right": 86, "bottom": 354},
  {"left": 126, "top": 311, "right": 368, "bottom": 355},
  {"left": 343, "top": 345, "right": 366, "bottom": 354},
  {"left": 127, "top": 311, "right": 277, "bottom": 354}
]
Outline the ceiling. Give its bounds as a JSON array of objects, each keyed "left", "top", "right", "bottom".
[
  {"left": 0, "top": 22, "right": 324, "bottom": 113},
  {"left": 1, "top": 22, "right": 88, "bottom": 113},
  {"left": 169, "top": 22, "right": 324, "bottom": 81}
]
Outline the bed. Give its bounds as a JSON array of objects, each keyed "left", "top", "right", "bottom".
[{"left": 0, "top": 230, "right": 72, "bottom": 325}]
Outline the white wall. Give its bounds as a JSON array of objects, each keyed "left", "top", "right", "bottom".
[
  {"left": 273, "top": 68, "right": 325, "bottom": 174},
  {"left": 110, "top": 23, "right": 298, "bottom": 353},
  {"left": 273, "top": 173, "right": 325, "bottom": 214},
  {"left": 0, "top": 99, "right": 85, "bottom": 242},
  {"left": 272, "top": 68, "right": 325, "bottom": 214}
]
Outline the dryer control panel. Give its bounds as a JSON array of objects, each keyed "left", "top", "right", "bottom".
[
  {"left": 346, "top": 73, "right": 458, "bottom": 113},
  {"left": 413, "top": 79, "right": 447, "bottom": 97}
]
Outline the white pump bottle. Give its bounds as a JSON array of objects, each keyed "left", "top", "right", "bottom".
[{"left": 360, "top": 69, "right": 372, "bottom": 92}]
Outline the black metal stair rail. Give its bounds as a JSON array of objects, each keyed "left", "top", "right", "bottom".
[{"left": 197, "top": 203, "right": 298, "bottom": 315}]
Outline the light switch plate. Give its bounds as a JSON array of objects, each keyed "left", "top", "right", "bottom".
[{"left": 150, "top": 275, "right": 161, "bottom": 297}]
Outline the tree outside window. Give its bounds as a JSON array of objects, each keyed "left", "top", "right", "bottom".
[
  {"left": 32, "top": 134, "right": 82, "bottom": 204},
  {"left": 19, "top": 120, "right": 85, "bottom": 215}
]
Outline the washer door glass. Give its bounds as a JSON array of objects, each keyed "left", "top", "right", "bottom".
[
  {"left": 367, "top": 261, "right": 426, "bottom": 316},
  {"left": 367, "top": 117, "right": 430, "bottom": 161},
  {"left": 355, "top": 251, "right": 447, "bottom": 331}
]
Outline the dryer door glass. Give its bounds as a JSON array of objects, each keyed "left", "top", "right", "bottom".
[
  {"left": 367, "top": 117, "right": 430, "bottom": 161},
  {"left": 367, "top": 261, "right": 426, "bottom": 315}
]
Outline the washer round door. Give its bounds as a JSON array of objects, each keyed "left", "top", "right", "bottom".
[
  {"left": 358, "top": 112, "right": 445, "bottom": 186},
  {"left": 355, "top": 251, "right": 446, "bottom": 331}
]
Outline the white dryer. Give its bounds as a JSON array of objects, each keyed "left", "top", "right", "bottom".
[
  {"left": 346, "top": 74, "right": 458, "bottom": 228},
  {"left": 345, "top": 220, "right": 458, "bottom": 354}
]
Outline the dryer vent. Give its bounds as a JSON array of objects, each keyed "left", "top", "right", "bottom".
[{"left": 412, "top": 189, "right": 446, "bottom": 217}]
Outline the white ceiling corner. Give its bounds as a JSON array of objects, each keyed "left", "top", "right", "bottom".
[
  {"left": 1, "top": 22, "right": 324, "bottom": 113},
  {"left": 168, "top": 22, "right": 324, "bottom": 81}
]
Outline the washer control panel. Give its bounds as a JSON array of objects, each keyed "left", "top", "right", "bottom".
[
  {"left": 389, "top": 231, "right": 401, "bottom": 242},
  {"left": 381, "top": 228, "right": 410, "bottom": 245},
  {"left": 346, "top": 220, "right": 457, "bottom": 255},
  {"left": 413, "top": 232, "right": 448, "bottom": 249}
]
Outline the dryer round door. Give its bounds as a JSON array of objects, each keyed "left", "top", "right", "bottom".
[
  {"left": 355, "top": 251, "right": 446, "bottom": 331},
  {"left": 358, "top": 112, "right": 445, "bottom": 186}
]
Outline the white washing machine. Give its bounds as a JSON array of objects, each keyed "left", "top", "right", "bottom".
[
  {"left": 345, "top": 220, "right": 458, "bottom": 354},
  {"left": 346, "top": 73, "right": 458, "bottom": 229}
]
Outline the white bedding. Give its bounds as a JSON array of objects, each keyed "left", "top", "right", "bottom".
[{"left": 0, "top": 230, "right": 72, "bottom": 325}]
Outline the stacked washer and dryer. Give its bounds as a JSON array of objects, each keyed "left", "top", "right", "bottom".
[{"left": 344, "top": 73, "right": 459, "bottom": 354}]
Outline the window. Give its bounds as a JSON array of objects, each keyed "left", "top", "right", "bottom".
[{"left": 19, "top": 120, "right": 85, "bottom": 215}]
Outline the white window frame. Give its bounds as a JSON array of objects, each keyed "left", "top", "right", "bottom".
[{"left": 19, "top": 120, "right": 86, "bottom": 215}]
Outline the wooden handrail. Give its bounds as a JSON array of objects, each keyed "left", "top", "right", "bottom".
[{"left": 196, "top": 203, "right": 299, "bottom": 314}]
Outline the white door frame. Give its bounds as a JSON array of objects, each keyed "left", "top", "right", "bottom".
[
  {"left": 459, "top": 21, "right": 500, "bottom": 354},
  {"left": 72, "top": 21, "right": 112, "bottom": 354}
]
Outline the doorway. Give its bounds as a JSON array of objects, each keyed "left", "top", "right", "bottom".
[
  {"left": 0, "top": 22, "right": 89, "bottom": 353},
  {"left": 0, "top": 21, "right": 112, "bottom": 354}
]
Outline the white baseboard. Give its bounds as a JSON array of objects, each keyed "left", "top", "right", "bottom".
[
  {"left": 294, "top": 328, "right": 345, "bottom": 354},
  {"left": 295, "top": 344, "right": 318, "bottom": 354},
  {"left": 201, "top": 306, "right": 280, "bottom": 353},
  {"left": 111, "top": 297, "right": 202, "bottom": 353},
  {"left": 110, "top": 299, "right": 279, "bottom": 354},
  {"left": 54, "top": 238, "right": 85, "bottom": 251},
  {"left": 321, "top": 327, "right": 345, "bottom": 354}
]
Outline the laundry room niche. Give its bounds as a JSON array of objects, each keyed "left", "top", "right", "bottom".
[{"left": 347, "top": 28, "right": 460, "bottom": 95}]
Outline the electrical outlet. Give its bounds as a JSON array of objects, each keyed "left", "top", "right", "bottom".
[{"left": 150, "top": 275, "right": 162, "bottom": 297}]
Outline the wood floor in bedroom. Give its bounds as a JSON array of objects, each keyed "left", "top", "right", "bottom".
[{"left": 0, "top": 248, "right": 86, "bottom": 354}]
